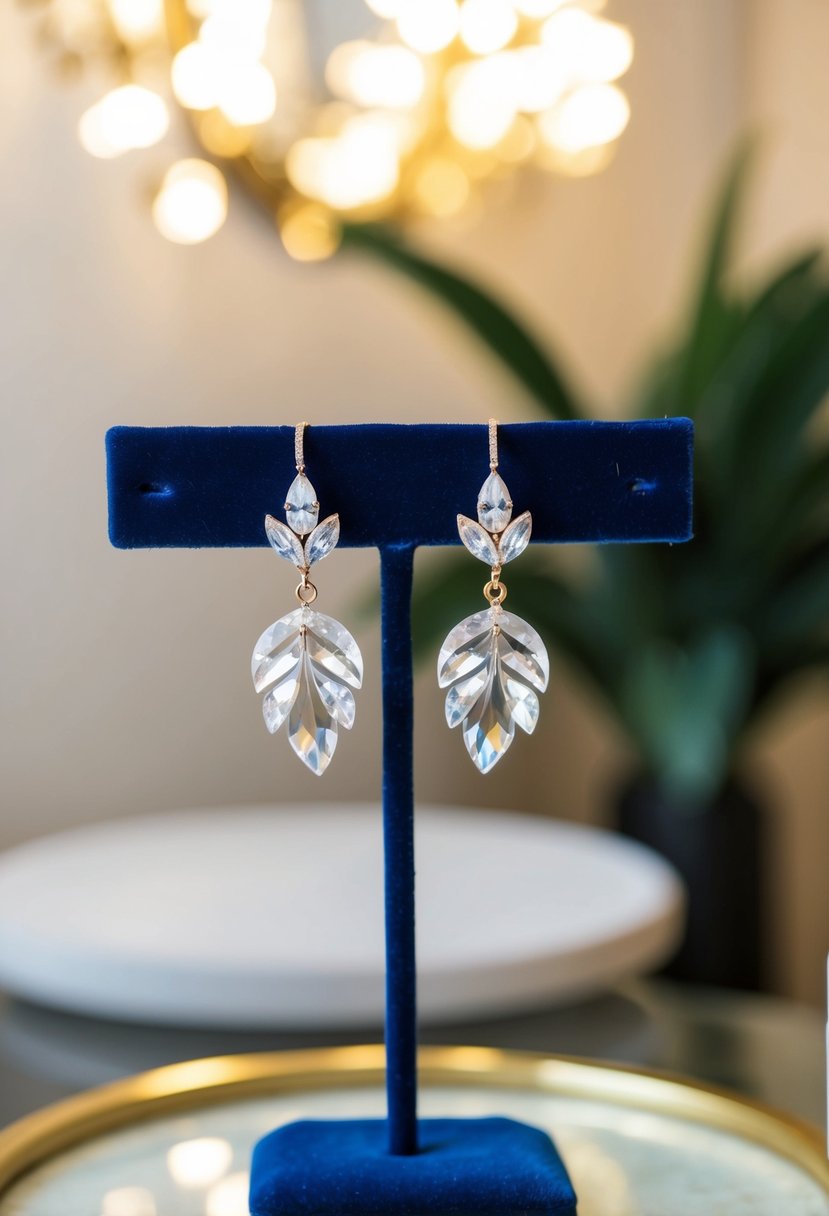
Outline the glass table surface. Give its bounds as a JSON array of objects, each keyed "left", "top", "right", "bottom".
[
  {"left": 0, "top": 1069, "right": 827, "bottom": 1216},
  {"left": 0, "top": 980, "right": 823, "bottom": 1215}
]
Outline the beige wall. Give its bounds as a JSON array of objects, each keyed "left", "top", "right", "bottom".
[{"left": 2, "top": 1, "right": 828, "bottom": 1002}]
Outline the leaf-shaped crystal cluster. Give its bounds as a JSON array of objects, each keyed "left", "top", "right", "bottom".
[
  {"left": 438, "top": 606, "right": 549, "bottom": 773},
  {"left": 252, "top": 606, "right": 363, "bottom": 775},
  {"left": 457, "top": 470, "right": 532, "bottom": 567},
  {"left": 265, "top": 471, "right": 340, "bottom": 571},
  {"left": 457, "top": 510, "right": 531, "bottom": 567}
]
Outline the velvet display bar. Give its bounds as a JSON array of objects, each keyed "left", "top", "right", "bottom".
[
  {"left": 106, "top": 419, "right": 693, "bottom": 1216},
  {"left": 106, "top": 420, "right": 694, "bottom": 549}
]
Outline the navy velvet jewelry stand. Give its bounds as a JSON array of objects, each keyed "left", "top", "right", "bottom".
[{"left": 106, "top": 419, "right": 693, "bottom": 1216}]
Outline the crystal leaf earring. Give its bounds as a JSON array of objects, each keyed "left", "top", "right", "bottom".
[
  {"left": 438, "top": 419, "right": 549, "bottom": 774},
  {"left": 251, "top": 422, "right": 363, "bottom": 776}
]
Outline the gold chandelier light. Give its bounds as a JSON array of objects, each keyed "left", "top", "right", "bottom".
[{"left": 34, "top": 0, "right": 634, "bottom": 258}]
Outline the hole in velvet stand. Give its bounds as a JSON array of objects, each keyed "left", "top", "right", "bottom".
[
  {"left": 136, "top": 482, "right": 173, "bottom": 497},
  {"left": 628, "top": 477, "right": 656, "bottom": 495}
]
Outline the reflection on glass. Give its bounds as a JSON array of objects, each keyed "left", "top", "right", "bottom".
[
  {"left": 166, "top": 1137, "right": 233, "bottom": 1188},
  {"left": 101, "top": 1185, "right": 157, "bottom": 1216},
  {"left": 206, "top": 1171, "right": 250, "bottom": 1216},
  {"left": 555, "top": 1136, "right": 634, "bottom": 1216}
]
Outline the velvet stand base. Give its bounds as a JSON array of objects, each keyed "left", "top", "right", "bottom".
[{"left": 249, "top": 1117, "right": 577, "bottom": 1216}]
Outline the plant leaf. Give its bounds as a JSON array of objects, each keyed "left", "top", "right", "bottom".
[
  {"left": 755, "top": 540, "right": 829, "bottom": 658},
  {"left": 739, "top": 292, "right": 829, "bottom": 486},
  {"left": 677, "top": 138, "right": 755, "bottom": 408},
  {"left": 620, "top": 627, "right": 755, "bottom": 801},
  {"left": 754, "top": 445, "right": 829, "bottom": 561},
  {"left": 340, "top": 223, "right": 584, "bottom": 421}
]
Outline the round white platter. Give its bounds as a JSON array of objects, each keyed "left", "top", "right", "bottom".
[{"left": 0, "top": 805, "right": 683, "bottom": 1028}]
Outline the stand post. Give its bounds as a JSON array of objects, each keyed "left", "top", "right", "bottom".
[{"left": 380, "top": 544, "right": 418, "bottom": 1156}]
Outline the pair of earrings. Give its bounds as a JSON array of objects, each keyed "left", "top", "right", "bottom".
[{"left": 251, "top": 421, "right": 549, "bottom": 776}]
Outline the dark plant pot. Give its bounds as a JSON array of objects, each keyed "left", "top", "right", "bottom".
[{"left": 616, "top": 774, "right": 765, "bottom": 990}]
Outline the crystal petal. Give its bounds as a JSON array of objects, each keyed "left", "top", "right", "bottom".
[
  {"left": 251, "top": 609, "right": 305, "bottom": 692},
  {"left": 498, "top": 511, "right": 532, "bottom": 565},
  {"left": 284, "top": 473, "right": 319, "bottom": 536},
  {"left": 288, "top": 663, "right": 338, "bottom": 775},
  {"left": 477, "top": 471, "right": 513, "bottom": 533},
  {"left": 265, "top": 515, "right": 304, "bottom": 566},
  {"left": 462, "top": 662, "right": 515, "bottom": 773},
  {"left": 444, "top": 661, "right": 491, "bottom": 728},
  {"left": 457, "top": 515, "right": 500, "bottom": 566},
  {"left": 504, "top": 675, "right": 540, "bottom": 734},
  {"left": 497, "top": 612, "right": 549, "bottom": 691},
  {"left": 262, "top": 662, "right": 300, "bottom": 733},
  {"left": 304, "top": 514, "right": 340, "bottom": 566},
  {"left": 313, "top": 665, "right": 356, "bottom": 729},
  {"left": 437, "top": 607, "right": 493, "bottom": 687},
  {"left": 304, "top": 611, "right": 364, "bottom": 689}
]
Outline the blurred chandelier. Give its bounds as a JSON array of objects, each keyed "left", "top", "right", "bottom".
[{"left": 36, "top": 0, "right": 633, "bottom": 258}]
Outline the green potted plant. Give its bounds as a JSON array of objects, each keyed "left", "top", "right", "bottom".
[{"left": 344, "top": 149, "right": 829, "bottom": 987}]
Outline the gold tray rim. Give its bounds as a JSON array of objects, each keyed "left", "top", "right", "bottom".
[{"left": 0, "top": 1045, "right": 826, "bottom": 1198}]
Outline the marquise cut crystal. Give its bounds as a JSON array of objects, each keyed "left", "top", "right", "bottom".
[
  {"left": 252, "top": 606, "right": 363, "bottom": 775},
  {"left": 438, "top": 606, "right": 548, "bottom": 773},
  {"left": 477, "top": 471, "right": 513, "bottom": 533},
  {"left": 265, "top": 515, "right": 305, "bottom": 567},
  {"left": 457, "top": 514, "right": 500, "bottom": 566},
  {"left": 497, "top": 510, "right": 532, "bottom": 564},
  {"left": 284, "top": 473, "right": 319, "bottom": 536},
  {"left": 305, "top": 514, "right": 340, "bottom": 566}
]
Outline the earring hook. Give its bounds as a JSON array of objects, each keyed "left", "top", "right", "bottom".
[
  {"left": 488, "top": 418, "right": 498, "bottom": 471},
  {"left": 295, "top": 421, "right": 308, "bottom": 474}
]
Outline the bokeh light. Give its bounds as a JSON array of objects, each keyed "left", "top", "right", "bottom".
[
  {"left": 396, "top": 0, "right": 460, "bottom": 54},
  {"left": 216, "top": 61, "right": 276, "bottom": 125},
  {"left": 458, "top": 0, "right": 517, "bottom": 55},
  {"left": 540, "top": 8, "right": 633, "bottom": 83},
  {"left": 152, "top": 159, "right": 228, "bottom": 243},
  {"left": 447, "top": 56, "right": 518, "bottom": 150},
  {"left": 279, "top": 202, "right": 341, "bottom": 261},
  {"left": 412, "top": 157, "right": 470, "bottom": 216},
  {"left": 56, "top": 0, "right": 633, "bottom": 252},
  {"left": 326, "top": 42, "right": 425, "bottom": 110},
  {"left": 109, "top": 0, "right": 164, "bottom": 43},
  {"left": 538, "top": 82, "right": 630, "bottom": 153},
  {"left": 78, "top": 85, "right": 168, "bottom": 157},
  {"left": 287, "top": 113, "right": 401, "bottom": 211}
]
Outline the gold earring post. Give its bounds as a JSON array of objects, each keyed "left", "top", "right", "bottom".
[
  {"left": 295, "top": 421, "right": 308, "bottom": 474},
  {"left": 488, "top": 418, "right": 499, "bottom": 471}
]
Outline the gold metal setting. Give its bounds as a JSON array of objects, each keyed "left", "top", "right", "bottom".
[
  {"left": 295, "top": 576, "right": 319, "bottom": 606},
  {"left": 0, "top": 1047, "right": 826, "bottom": 1201},
  {"left": 488, "top": 417, "right": 499, "bottom": 471},
  {"left": 483, "top": 573, "right": 507, "bottom": 605},
  {"left": 294, "top": 421, "right": 308, "bottom": 474}
]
